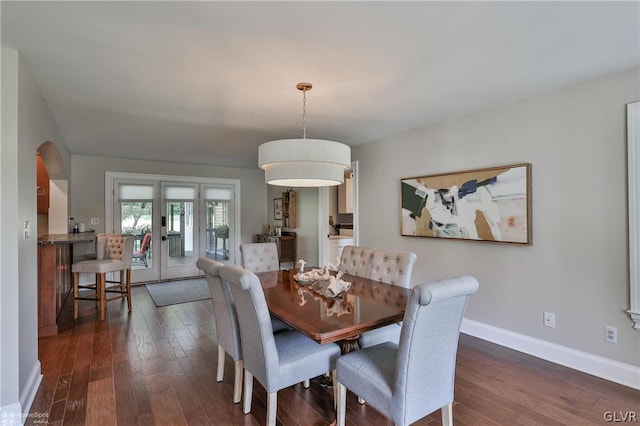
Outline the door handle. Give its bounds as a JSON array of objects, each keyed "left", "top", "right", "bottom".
[{"left": 161, "top": 236, "right": 167, "bottom": 241}]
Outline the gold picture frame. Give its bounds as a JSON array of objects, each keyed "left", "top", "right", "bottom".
[{"left": 401, "top": 163, "right": 531, "bottom": 244}]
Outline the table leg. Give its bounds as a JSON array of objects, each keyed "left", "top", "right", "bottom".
[
  {"left": 340, "top": 336, "right": 360, "bottom": 354},
  {"left": 319, "top": 336, "right": 360, "bottom": 389}
]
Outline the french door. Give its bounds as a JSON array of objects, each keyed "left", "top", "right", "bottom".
[{"left": 108, "top": 173, "right": 240, "bottom": 283}]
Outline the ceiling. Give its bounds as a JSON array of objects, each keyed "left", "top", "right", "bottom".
[{"left": 2, "top": 1, "right": 639, "bottom": 170}]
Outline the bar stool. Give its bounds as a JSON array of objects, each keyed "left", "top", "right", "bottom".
[{"left": 72, "top": 234, "right": 134, "bottom": 321}]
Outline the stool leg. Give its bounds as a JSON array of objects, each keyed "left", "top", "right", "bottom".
[
  {"left": 95, "top": 273, "right": 99, "bottom": 307},
  {"left": 73, "top": 272, "right": 79, "bottom": 319},
  {"left": 126, "top": 269, "right": 132, "bottom": 312},
  {"left": 99, "top": 273, "right": 106, "bottom": 321}
]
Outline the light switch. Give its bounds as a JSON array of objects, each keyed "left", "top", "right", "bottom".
[{"left": 24, "top": 220, "right": 31, "bottom": 239}]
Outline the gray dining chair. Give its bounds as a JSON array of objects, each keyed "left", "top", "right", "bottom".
[
  {"left": 240, "top": 242, "right": 279, "bottom": 273},
  {"left": 239, "top": 242, "right": 291, "bottom": 332},
  {"left": 338, "top": 245, "right": 376, "bottom": 277},
  {"left": 221, "top": 264, "right": 341, "bottom": 426},
  {"left": 336, "top": 275, "right": 479, "bottom": 426},
  {"left": 196, "top": 257, "right": 244, "bottom": 403},
  {"left": 359, "top": 249, "right": 417, "bottom": 348}
]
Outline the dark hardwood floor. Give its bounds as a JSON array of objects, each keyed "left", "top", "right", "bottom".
[{"left": 29, "top": 285, "right": 639, "bottom": 425}]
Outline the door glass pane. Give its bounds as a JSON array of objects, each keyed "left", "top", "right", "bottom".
[
  {"left": 120, "top": 201, "right": 153, "bottom": 270},
  {"left": 206, "top": 200, "right": 230, "bottom": 261},
  {"left": 166, "top": 201, "right": 194, "bottom": 267}
]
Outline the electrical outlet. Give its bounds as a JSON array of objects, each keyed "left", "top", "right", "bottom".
[
  {"left": 605, "top": 326, "right": 617, "bottom": 344},
  {"left": 90, "top": 217, "right": 100, "bottom": 225},
  {"left": 543, "top": 312, "right": 556, "bottom": 328}
]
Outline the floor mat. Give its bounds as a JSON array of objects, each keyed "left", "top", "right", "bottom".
[{"left": 145, "top": 278, "right": 211, "bottom": 307}]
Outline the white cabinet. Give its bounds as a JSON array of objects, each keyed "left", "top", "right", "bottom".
[
  {"left": 328, "top": 237, "right": 353, "bottom": 270},
  {"left": 338, "top": 175, "right": 354, "bottom": 213}
]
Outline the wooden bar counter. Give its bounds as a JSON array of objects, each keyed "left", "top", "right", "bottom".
[{"left": 38, "top": 232, "right": 95, "bottom": 337}]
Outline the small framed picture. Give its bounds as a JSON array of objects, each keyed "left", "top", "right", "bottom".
[{"left": 274, "top": 198, "right": 283, "bottom": 220}]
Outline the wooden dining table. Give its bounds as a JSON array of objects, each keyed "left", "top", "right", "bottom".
[{"left": 256, "top": 268, "right": 410, "bottom": 353}]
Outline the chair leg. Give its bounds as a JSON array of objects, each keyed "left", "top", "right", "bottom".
[
  {"left": 336, "top": 382, "right": 346, "bottom": 426},
  {"left": 126, "top": 268, "right": 132, "bottom": 312},
  {"left": 442, "top": 403, "right": 453, "bottom": 426},
  {"left": 73, "top": 272, "right": 79, "bottom": 319},
  {"left": 303, "top": 379, "right": 310, "bottom": 389},
  {"left": 267, "top": 392, "right": 277, "bottom": 426},
  {"left": 243, "top": 370, "right": 253, "bottom": 415},
  {"left": 233, "top": 360, "right": 243, "bottom": 404},
  {"left": 98, "top": 273, "right": 106, "bottom": 321},
  {"left": 331, "top": 370, "right": 338, "bottom": 409},
  {"left": 120, "top": 270, "right": 125, "bottom": 291},
  {"left": 216, "top": 345, "right": 225, "bottom": 382}
]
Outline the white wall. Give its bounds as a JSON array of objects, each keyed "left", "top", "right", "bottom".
[
  {"left": 1, "top": 48, "right": 71, "bottom": 420},
  {"left": 354, "top": 67, "right": 640, "bottom": 368},
  {"left": 71, "top": 155, "right": 267, "bottom": 251},
  {"left": 1, "top": 47, "right": 22, "bottom": 421}
]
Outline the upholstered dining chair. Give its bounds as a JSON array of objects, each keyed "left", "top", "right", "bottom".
[
  {"left": 221, "top": 264, "right": 341, "bottom": 426},
  {"left": 239, "top": 242, "right": 291, "bottom": 332},
  {"left": 240, "top": 242, "right": 279, "bottom": 273},
  {"left": 336, "top": 275, "right": 479, "bottom": 426},
  {"left": 359, "top": 249, "right": 417, "bottom": 348},
  {"left": 196, "top": 257, "right": 294, "bottom": 404},
  {"left": 196, "top": 257, "right": 244, "bottom": 403},
  {"left": 338, "top": 245, "right": 376, "bottom": 278},
  {"left": 72, "top": 234, "right": 134, "bottom": 321}
]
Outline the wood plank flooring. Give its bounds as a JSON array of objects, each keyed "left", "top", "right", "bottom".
[{"left": 28, "top": 285, "right": 639, "bottom": 425}]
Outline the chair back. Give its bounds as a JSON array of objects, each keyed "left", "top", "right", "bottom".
[
  {"left": 240, "top": 242, "right": 279, "bottom": 273},
  {"left": 392, "top": 275, "right": 479, "bottom": 426},
  {"left": 196, "top": 258, "right": 242, "bottom": 361},
  {"left": 221, "top": 264, "right": 279, "bottom": 390},
  {"left": 368, "top": 250, "right": 417, "bottom": 288},
  {"left": 338, "top": 245, "right": 376, "bottom": 277},
  {"left": 139, "top": 233, "right": 152, "bottom": 254},
  {"left": 97, "top": 234, "right": 134, "bottom": 268}
]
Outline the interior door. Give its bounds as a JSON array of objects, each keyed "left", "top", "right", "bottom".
[{"left": 160, "top": 182, "right": 200, "bottom": 280}]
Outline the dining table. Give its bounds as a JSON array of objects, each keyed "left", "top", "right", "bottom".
[{"left": 256, "top": 268, "right": 410, "bottom": 353}]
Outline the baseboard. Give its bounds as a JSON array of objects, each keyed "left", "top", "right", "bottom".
[
  {"left": 20, "top": 360, "right": 42, "bottom": 423},
  {"left": 460, "top": 318, "right": 640, "bottom": 390}
]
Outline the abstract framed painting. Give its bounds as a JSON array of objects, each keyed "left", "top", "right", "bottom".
[{"left": 401, "top": 163, "right": 531, "bottom": 244}]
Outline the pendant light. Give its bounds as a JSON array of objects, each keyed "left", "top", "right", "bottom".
[{"left": 258, "top": 82, "right": 351, "bottom": 187}]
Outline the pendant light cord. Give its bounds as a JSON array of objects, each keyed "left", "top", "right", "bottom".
[{"left": 302, "top": 87, "right": 307, "bottom": 140}]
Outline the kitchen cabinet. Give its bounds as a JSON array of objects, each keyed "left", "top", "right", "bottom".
[
  {"left": 37, "top": 153, "right": 50, "bottom": 214},
  {"left": 338, "top": 174, "right": 353, "bottom": 214},
  {"left": 328, "top": 237, "right": 353, "bottom": 270},
  {"left": 38, "top": 233, "right": 95, "bottom": 337}
]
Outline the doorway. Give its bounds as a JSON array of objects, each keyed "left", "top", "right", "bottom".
[
  {"left": 106, "top": 172, "right": 240, "bottom": 283},
  {"left": 318, "top": 161, "right": 359, "bottom": 266}
]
